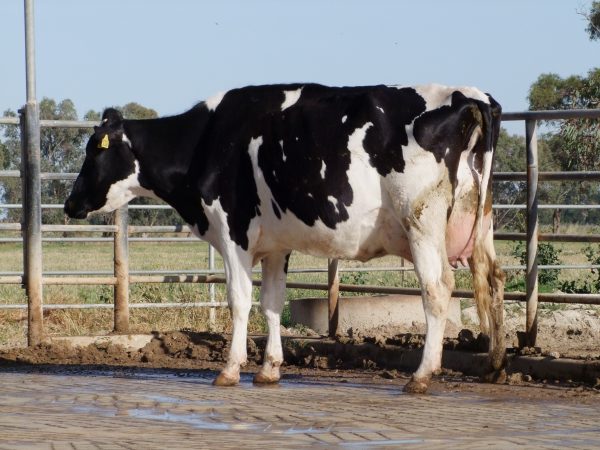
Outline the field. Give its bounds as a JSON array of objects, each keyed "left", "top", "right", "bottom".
[{"left": 0, "top": 232, "right": 600, "bottom": 352}]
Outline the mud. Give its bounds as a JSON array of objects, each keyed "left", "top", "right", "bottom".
[{"left": 1, "top": 327, "right": 599, "bottom": 399}]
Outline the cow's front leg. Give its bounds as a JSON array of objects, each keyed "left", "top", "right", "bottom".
[
  {"left": 213, "top": 248, "right": 253, "bottom": 387},
  {"left": 403, "top": 214, "right": 454, "bottom": 394},
  {"left": 254, "top": 252, "right": 290, "bottom": 384}
]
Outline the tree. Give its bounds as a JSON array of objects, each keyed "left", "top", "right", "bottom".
[
  {"left": 1, "top": 99, "right": 91, "bottom": 224},
  {"left": 493, "top": 129, "right": 526, "bottom": 231},
  {"left": 581, "top": 1, "right": 600, "bottom": 41},
  {"left": 39, "top": 98, "right": 90, "bottom": 224},
  {"left": 0, "top": 110, "right": 21, "bottom": 223},
  {"left": 528, "top": 68, "right": 600, "bottom": 229}
]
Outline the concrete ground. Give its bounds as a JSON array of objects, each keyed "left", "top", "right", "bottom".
[{"left": 1, "top": 367, "right": 599, "bottom": 449}]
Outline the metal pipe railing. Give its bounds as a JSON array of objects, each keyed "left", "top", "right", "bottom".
[
  {"left": 21, "top": 0, "right": 43, "bottom": 345},
  {"left": 525, "top": 119, "right": 539, "bottom": 347}
]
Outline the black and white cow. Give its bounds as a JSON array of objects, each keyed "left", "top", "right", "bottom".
[{"left": 65, "top": 83, "right": 505, "bottom": 393}]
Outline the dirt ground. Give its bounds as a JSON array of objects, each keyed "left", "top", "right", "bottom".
[
  {"left": 0, "top": 302, "right": 598, "bottom": 400},
  {"left": 0, "top": 328, "right": 598, "bottom": 402},
  {"left": 462, "top": 302, "right": 600, "bottom": 359}
]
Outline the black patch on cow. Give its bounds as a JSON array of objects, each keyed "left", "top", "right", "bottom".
[
  {"left": 361, "top": 87, "right": 427, "bottom": 176},
  {"left": 413, "top": 91, "right": 490, "bottom": 186},
  {"left": 283, "top": 253, "right": 291, "bottom": 274},
  {"left": 123, "top": 105, "right": 213, "bottom": 236},
  {"left": 251, "top": 84, "right": 427, "bottom": 228},
  {"left": 196, "top": 141, "right": 261, "bottom": 250}
]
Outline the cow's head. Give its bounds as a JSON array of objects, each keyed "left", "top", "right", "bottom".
[{"left": 64, "top": 108, "right": 140, "bottom": 219}]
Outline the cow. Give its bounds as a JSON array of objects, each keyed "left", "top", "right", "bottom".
[{"left": 64, "top": 83, "right": 505, "bottom": 393}]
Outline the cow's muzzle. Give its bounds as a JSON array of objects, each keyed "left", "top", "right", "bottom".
[{"left": 64, "top": 198, "right": 88, "bottom": 219}]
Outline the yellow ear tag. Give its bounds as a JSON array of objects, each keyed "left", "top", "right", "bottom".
[{"left": 99, "top": 134, "right": 110, "bottom": 149}]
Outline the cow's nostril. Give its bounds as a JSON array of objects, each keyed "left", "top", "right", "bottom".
[{"left": 64, "top": 198, "right": 87, "bottom": 219}]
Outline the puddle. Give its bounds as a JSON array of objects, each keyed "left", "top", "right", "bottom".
[
  {"left": 71, "top": 405, "right": 117, "bottom": 417},
  {"left": 283, "top": 425, "right": 334, "bottom": 435},
  {"left": 143, "top": 394, "right": 224, "bottom": 406},
  {"left": 340, "top": 439, "right": 424, "bottom": 447},
  {"left": 128, "top": 408, "right": 260, "bottom": 431}
]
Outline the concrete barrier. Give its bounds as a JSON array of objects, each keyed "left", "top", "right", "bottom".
[
  {"left": 46, "top": 334, "right": 154, "bottom": 351},
  {"left": 290, "top": 294, "right": 462, "bottom": 335}
]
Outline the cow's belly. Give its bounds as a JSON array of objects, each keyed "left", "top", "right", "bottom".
[{"left": 256, "top": 206, "right": 411, "bottom": 263}]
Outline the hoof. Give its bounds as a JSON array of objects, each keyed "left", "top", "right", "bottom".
[
  {"left": 403, "top": 377, "right": 429, "bottom": 394},
  {"left": 253, "top": 371, "right": 280, "bottom": 385},
  {"left": 212, "top": 372, "right": 239, "bottom": 387},
  {"left": 482, "top": 368, "right": 507, "bottom": 384}
]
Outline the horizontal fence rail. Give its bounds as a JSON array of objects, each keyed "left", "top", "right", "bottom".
[{"left": 1, "top": 109, "right": 599, "bottom": 345}]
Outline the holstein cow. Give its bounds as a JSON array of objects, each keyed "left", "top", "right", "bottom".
[{"left": 65, "top": 83, "right": 505, "bottom": 393}]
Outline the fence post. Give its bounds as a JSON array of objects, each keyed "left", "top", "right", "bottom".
[
  {"left": 20, "top": 105, "right": 44, "bottom": 346},
  {"left": 113, "top": 205, "right": 129, "bottom": 332},
  {"left": 208, "top": 244, "right": 216, "bottom": 330},
  {"left": 21, "top": 0, "right": 43, "bottom": 347},
  {"left": 328, "top": 258, "right": 339, "bottom": 337},
  {"left": 526, "top": 119, "right": 539, "bottom": 347}
]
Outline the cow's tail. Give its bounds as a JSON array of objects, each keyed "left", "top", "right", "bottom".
[{"left": 470, "top": 95, "right": 506, "bottom": 375}]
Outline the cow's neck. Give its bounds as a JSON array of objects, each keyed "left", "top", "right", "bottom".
[
  {"left": 122, "top": 105, "right": 211, "bottom": 227},
  {"left": 123, "top": 105, "right": 209, "bottom": 199}
]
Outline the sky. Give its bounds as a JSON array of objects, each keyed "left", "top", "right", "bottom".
[{"left": 1, "top": 1, "right": 598, "bottom": 135}]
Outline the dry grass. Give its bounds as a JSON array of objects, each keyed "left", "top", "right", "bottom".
[{"left": 1, "top": 232, "right": 596, "bottom": 348}]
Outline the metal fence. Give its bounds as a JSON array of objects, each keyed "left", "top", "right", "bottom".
[
  {"left": 3, "top": 0, "right": 600, "bottom": 347},
  {"left": 2, "top": 108, "right": 600, "bottom": 348}
]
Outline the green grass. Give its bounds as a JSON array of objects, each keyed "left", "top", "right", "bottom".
[{"left": 1, "top": 235, "right": 598, "bottom": 347}]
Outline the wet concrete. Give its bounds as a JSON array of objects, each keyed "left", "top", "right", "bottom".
[{"left": 1, "top": 366, "right": 599, "bottom": 449}]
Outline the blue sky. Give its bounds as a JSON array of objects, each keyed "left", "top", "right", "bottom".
[{"left": 1, "top": 1, "right": 597, "bottom": 135}]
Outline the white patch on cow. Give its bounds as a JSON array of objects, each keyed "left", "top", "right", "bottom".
[
  {"left": 94, "top": 161, "right": 156, "bottom": 215},
  {"left": 281, "top": 87, "right": 303, "bottom": 111},
  {"left": 414, "top": 84, "right": 453, "bottom": 109},
  {"left": 279, "top": 140, "right": 286, "bottom": 162},
  {"left": 121, "top": 133, "right": 132, "bottom": 147},
  {"left": 414, "top": 84, "right": 490, "bottom": 111},
  {"left": 376, "top": 106, "right": 385, "bottom": 114},
  {"left": 196, "top": 198, "right": 229, "bottom": 250},
  {"left": 248, "top": 136, "right": 264, "bottom": 156},
  {"left": 327, "top": 195, "right": 339, "bottom": 214},
  {"left": 456, "top": 86, "right": 490, "bottom": 104},
  {"left": 348, "top": 122, "right": 373, "bottom": 157},
  {"left": 295, "top": 136, "right": 299, "bottom": 141},
  {"left": 341, "top": 115, "right": 348, "bottom": 123},
  {"left": 205, "top": 91, "right": 226, "bottom": 112},
  {"left": 320, "top": 161, "right": 326, "bottom": 179}
]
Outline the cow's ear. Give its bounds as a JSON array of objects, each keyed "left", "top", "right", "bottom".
[
  {"left": 94, "top": 109, "right": 124, "bottom": 149},
  {"left": 101, "top": 108, "right": 123, "bottom": 128},
  {"left": 94, "top": 108, "right": 123, "bottom": 149}
]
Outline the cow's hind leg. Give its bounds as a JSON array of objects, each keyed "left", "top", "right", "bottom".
[
  {"left": 254, "top": 252, "right": 290, "bottom": 384},
  {"left": 404, "top": 223, "right": 455, "bottom": 394},
  {"left": 213, "top": 247, "right": 253, "bottom": 387},
  {"left": 470, "top": 225, "right": 506, "bottom": 380}
]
